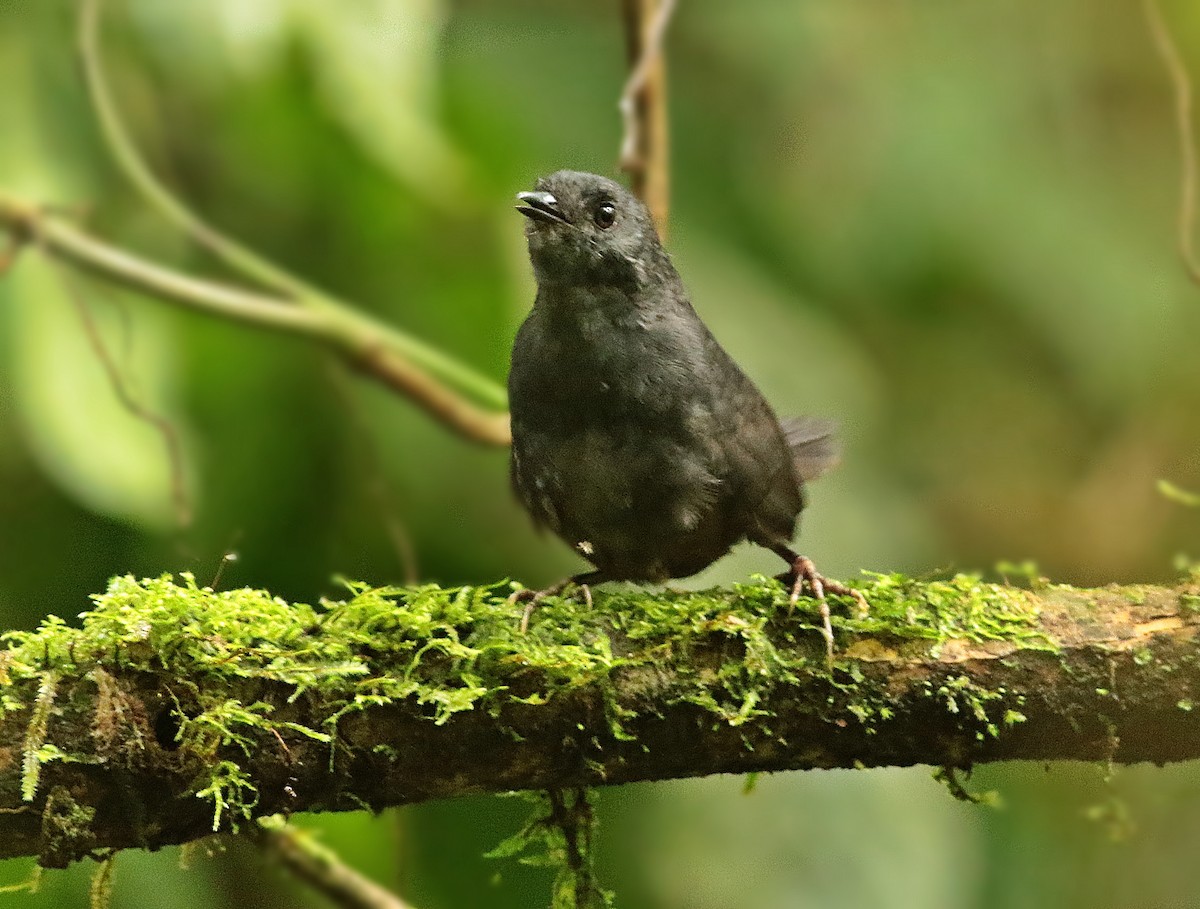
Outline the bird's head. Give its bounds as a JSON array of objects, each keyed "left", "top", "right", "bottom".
[{"left": 516, "top": 170, "right": 663, "bottom": 290}]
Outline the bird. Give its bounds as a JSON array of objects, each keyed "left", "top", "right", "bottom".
[{"left": 508, "top": 170, "right": 865, "bottom": 657}]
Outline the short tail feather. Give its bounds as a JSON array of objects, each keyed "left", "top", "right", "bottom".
[{"left": 780, "top": 416, "right": 840, "bottom": 482}]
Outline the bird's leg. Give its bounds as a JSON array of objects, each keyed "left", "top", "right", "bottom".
[
  {"left": 771, "top": 546, "right": 868, "bottom": 663},
  {"left": 509, "top": 570, "right": 606, "bottom": 632}
]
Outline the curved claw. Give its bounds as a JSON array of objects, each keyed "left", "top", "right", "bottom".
[
  {"left": 776, "top": 554, "right": 869, "bottom": 665},
  {"left": 507, "top": 584, "right": 562, "bottom": 633},
  {"left": 508, "top": 572, "right": 605, "bottom": 632}
]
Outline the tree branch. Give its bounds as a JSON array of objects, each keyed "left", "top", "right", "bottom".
[
  {"left": 2, "top": 0, "right": 513, "bottom": 447},
  {"left": 75, "top": 0, "right": 508, "bottom": 417},
  {"left": 0, "top": 197, "right": 511, "bottom": 446},
  {"left": 1, "top": 570, "right": 1197, "bottom": 868}
]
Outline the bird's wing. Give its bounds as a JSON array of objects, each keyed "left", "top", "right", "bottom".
[
  {"left": 508, "top": 313, "right": 561, "bottom": 536},
  {"left": 703, "top": 347, "right": 805, "bottom": 546}
]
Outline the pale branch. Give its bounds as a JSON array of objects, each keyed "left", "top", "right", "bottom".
[
  {"left": 0, "top": 197, "right": 511, "bottom": 446},
  {"left": 1, "top": 572, "right": 1198, "bottom": 868},
  {"left": 620, "top": 0, "right": 677, "bottom": 238},
  {"left": 1144, "top": 0, "right": 1200, "bottom": 287},
  {"left": 2, "top": 0, "right": 511, "bottom": 447},
  {"left": 76, "top": 0, "right": 508, "bottom": 419},
  {"left": 254, "top": 816, "right": 416, "bottom": 909}
]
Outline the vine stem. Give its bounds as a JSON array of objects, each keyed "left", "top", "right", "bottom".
[
  {"left": 619, "top": 0, "right": 678, "bottom": 238},
  {"left": 1143, "top": 0, "right": 1200, "bottom": 287}
]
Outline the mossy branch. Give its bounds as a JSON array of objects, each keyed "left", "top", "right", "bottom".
[{"left": 1, "top": 570, "right": 1199, "bottom": 868}]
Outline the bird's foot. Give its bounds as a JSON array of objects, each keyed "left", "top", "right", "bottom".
[
  {"left": 508, "top": 575, "right": 598, "bottom": 632},
  {"left": 777, "top": 554, "right": 869, "bottom": 664}
]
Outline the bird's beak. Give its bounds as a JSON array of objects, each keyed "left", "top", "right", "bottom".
[{"left": 516, "top": 191, "right": 570, "bottom": 225}]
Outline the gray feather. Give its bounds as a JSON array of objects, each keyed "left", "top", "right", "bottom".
[{"left": 780, "top": 416, "right": 841, "bottom": 482}]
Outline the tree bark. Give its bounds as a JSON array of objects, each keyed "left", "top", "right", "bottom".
[{"left": 0, "top": 573, "right": 1197, "bottom": 868}]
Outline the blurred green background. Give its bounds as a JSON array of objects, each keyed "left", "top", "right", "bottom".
[{"left": 3, "top": 0, "right": 1200, "bottom": 906}]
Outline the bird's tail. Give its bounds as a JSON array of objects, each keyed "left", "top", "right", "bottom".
[{"left": 780, "top": 416, "right": 841, "bottom": 482}]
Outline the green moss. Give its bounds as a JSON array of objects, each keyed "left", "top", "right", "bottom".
[
  {"left": 931, "top": 766, "right": 1001, "bottom": 806},
  {"left": 89, "top": 857, "right": 115, "bottom": 909},
  {"left": 39, "top": 786, "right": 97, "bottom": 868},
  {"left": 927, "top": 675, "right": 1027, "bottom": 741},
  {"left": 840, "top": 571, "right": 1054, "bottom": 653},
  {"left": 195, "top": 761, "right": 258, "bottom": 832},
  {"left": 0, "top": 569, "right": 1069, "bottom": 832},
  {"left": 21, "top": 672, "right": 58, "bottom": 802}
]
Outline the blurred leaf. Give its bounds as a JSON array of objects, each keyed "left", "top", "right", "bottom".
[
  {"left": 8, "top": 259, "right": 191, "bottom": 529},
  {"left": 128, "top": 0, "right": 476, "bottom": 209},
  {"left": 0, "top": 27, "right": 191, "bottom": 530},
  {"left": 1159, "top": 479, "right": 1200, "bottom": 508}
]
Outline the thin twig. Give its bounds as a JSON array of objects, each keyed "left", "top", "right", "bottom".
[
  {"left": 1144, "top": 0, "right": 1200, "bottom": 286},
  {"left": 76, "top": 0, "right": 508, "bottom": 413},
  {"left": 0, "top": 197, "right": 511, "bottom": 446},
  {"left": 79, "top": 0, "right": 321, "bottom": 301},
  {"left": 89, "top": 856, "right": 116, "bottom": 909},
  {"left": 0, "top": 198, "right": 330, "bottom": 335},
  {"left": 255, "top": 816, "right": 416, "bottom": 909},
  {"left": 619, "top": 0, "right": 677, "bottom": 238},
  {"left": 36, "top": 228, "right": 193, "bottom": 528},
  {"left": 547, "top": 788, "right": 606, "bottom": 909}
]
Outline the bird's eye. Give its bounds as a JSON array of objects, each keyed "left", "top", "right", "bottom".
[{"left": 593, "top": 202, "right": 616, "bottom": 229}]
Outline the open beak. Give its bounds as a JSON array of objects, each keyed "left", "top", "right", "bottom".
[{"left": 516, "top": 191, "right": 570, "bottom": 225}]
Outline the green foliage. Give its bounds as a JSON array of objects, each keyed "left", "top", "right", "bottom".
[
  {"left": 488, "top": 790, "right": 612, "bottom": 909},
  {"left": 930, "top": 674, "right": 1027, "bottom": 742}
]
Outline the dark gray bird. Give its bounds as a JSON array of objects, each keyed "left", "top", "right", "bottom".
[{"left": 509, "top": 170, "right": 864, "bottom": 655}]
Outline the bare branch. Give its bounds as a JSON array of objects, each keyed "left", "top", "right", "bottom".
[
  {"left": 0, "top": 198, "right": 512, "bottom": 446},
  {"left": 1144, "top": 0, "right": 1200, "bottom": 286},
  {"left": 255, "top": 817, "right": 416, "bottom": 909},
  {"left": 620, "top": 0, "right": 678, "bottom": 237},
  {"left": 73, "top": 0, "right": 509, "bottom": 421}
]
